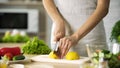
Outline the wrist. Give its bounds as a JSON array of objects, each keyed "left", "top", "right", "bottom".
[
  {"left": 53, "top": 17, "right": 65, "bottom": 24},
  {"left": 71, "top": 33, "right": 79, "bottom": 42},
  {"left": 55, "top": 20, "right": 65, "bottom": 28}
]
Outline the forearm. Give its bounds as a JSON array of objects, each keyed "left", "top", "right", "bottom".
[
  {"left": 73, "top": 0, "right": 110, "bottom": 41},
  {"left": 43, "top": 0, "right": 64, "bottom": 23}
]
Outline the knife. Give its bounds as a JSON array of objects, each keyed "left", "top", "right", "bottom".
[
  {"left": 52, "top": 42, "right": 59, "bottom": 51},
  {"left": 52, "top": 42, "right": 60, "bottom": 57}
]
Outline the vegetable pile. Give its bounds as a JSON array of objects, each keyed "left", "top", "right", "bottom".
[
  {"left": 92, "top": 49, "right": 120, "bottom": 68},
  {"left": 1, "top": 30, "right": 30, "bottom": 43},
  {"left": 22, "top": 37, "right": 51, "bottom": 54},
  {"left": 0, "top": 47, "right": 25, "bottom": 61},
  {"left": 110, "top": 20, "right": 120, "bottom": 43}
]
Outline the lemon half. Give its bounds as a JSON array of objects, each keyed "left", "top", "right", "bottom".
[
  {"left": 65, "top": 51, "right": 80, "bottom": 60},
  {"left": 49, "top": 51, "right": 59, "bottom": 59}
]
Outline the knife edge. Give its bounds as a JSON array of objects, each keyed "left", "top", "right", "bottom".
[{"left": 52, "top": 42, "right": 60, "bottom": 58}]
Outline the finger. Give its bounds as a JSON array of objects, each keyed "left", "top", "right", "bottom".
[
  {"left": 63, "top": 39, "right": 69, "bottom": 55},
  {"left": 58, "top": 39, "right": 63, "bottom": 59},
  {"left": 61, "top": 48, "right": 68, "bottom": 59},
  {"left": 56, "top": 47, "right": 62, "bottom": 58},
  {"left": 61, "top": 40, "right": 69, "bottom": 58},
  {"left": 59, "top": 38, "right": 63, "bottom": 47},
  {"left": 60, "top": 38, "right": 67, "bottom": 50},
  {"left": 64, "top": 41, "right": 72, "bottom": 56}
]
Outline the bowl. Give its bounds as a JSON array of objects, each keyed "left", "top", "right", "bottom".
[{"left": 86, "top": 42, "right": 108, "bottom": 58}]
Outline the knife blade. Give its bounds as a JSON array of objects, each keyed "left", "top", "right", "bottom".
[
  {"left": 52, "top": 42, "right": 59, "bottom": 51},
  {"left": 52, "top": 42, "right": 61, "bottom": 58}
]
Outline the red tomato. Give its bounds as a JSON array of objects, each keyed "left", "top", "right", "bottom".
[{"left": 4, "top": 52, "right": 13, "bottom": 60}]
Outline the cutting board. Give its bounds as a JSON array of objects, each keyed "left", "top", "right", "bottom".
[{"left": 30, "top": 55, "right": 90, "bottom": 64}]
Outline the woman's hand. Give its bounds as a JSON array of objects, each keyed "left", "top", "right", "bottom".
[
  {"left": 53, "top": 21, "right": 66, "bottom": 41},
  {"left": 58, "top": 34, "right": 79, "bottom": 58},
  {"left": 43, "top": 0, "right": 66, "bottom": 42}
]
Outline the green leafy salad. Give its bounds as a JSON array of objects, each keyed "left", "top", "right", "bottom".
[
  {"left": 92, "top": 49, "right": 120, "bottom": 68},
  {"left": 22, "top": 37, "right": 51, "bottom": 54}
]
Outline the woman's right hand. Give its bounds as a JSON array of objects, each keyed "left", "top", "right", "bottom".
[{"left": 53, "top": 21, "right": 66, "bottom": 41}]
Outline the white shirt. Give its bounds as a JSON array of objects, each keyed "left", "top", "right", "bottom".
[{"left": 51, "top": 0, "right": 107, "bottom": 56}]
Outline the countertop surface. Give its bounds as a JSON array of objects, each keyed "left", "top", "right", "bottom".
[
  {"left": 0, "top": 43, "right": 85, "bottom": 68},
  {"left": 24, "top": 62, "right": 80, "bottom": 68},
  {"left": 7, "top": 54, "right": 81, "bottom": 68}
]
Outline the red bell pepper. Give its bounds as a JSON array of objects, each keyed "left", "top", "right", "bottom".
[{"left": 0, "top": 47, "right": 21, "bottom": 57}]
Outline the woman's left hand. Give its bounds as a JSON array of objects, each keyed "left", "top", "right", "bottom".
[{"left": 58, "top": 35, "right": 79, "bottom": 58}]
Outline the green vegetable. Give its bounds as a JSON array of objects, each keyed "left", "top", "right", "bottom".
[
  {"left": 92, "top": 49, "right": 120, "bottom": 68},
  {"left": 11, "top": 34, "right": 30, "bottom": 43},
  {"left": 110, "top": 20, "right": 120, "bottom": 43},
  {"left": 2, "top": 34, "right": 30, "bottom": 43},
  {"left": 92, "top": 57, "right": 99, "bottom": 64},
  {"left": 22, "top": 37, "right": 51, "bottom": 54},
  {"left": 108, "top": 53, "right": 120, "bottom": 68},
  {"left": 93, "top": 52, "right": 98, "bottom": 57},
  {"left": 0, "top": 38, "right": 2, "bottom": 42},
  {"left": 1, "top": 31, "right": 30, "bottom": 43},
  {"left": 2, "top": 31, "right": 13, "bottom": 42},
  {"left": 99, "top": 52, "right": 104, "bottom": 58},
  {"left": 13, "top": 55, "right": 25, "bottom": 61}
]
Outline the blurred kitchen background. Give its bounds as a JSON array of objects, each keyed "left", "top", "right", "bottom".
[{"left": 0, "top": 0, "right": 120, "bottom": 47}]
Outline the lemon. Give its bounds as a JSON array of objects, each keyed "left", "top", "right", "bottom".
[
  {"left": 65, "top": 51, "right": 80, "bottom": 60},
  {"left": 49, "top": 51, "right": 59, "bottom": 59}
]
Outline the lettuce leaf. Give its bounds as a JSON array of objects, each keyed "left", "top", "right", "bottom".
[{"left": 22, "top": 37, "right": 51, "bottom": 54}]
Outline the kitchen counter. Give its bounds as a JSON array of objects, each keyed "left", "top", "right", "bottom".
[
  {"left": 0, "top": 43, "right": 85, "bottom": 68},
  {"left": 24, "top": 62, "right": 80, "bottom": 68},
  {"left": 8, "top": 54, "right": 81, "bottom": 68}
]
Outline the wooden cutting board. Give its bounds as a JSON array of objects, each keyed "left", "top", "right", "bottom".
[{"left": 30, "top": 55, "right": 90, "bottom": 64}]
